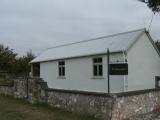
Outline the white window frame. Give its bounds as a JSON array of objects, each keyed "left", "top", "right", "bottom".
[
  {"left": 58, "top": 61, "right": 65, "bottom": 77},
  {"left": 93, "top": 57, "right": 103, "bottom": 77}
]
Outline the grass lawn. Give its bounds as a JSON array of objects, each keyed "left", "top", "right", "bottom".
[{"left": 0, "top": 95, "right": 98, "bottom": 120}]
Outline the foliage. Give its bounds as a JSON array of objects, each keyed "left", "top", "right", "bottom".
[
  {"left": 0, "top": 44, "right": 17, "bottom": 73},
  {"left": 139, "top": 0, "right": 160, "bottom": 13},
  {"left": 155, "top": 41, "right": 160, "bottom": 52},
  {"left": 14, "top": 51, "right": 35, "bottom": 76},
  {"left": 148, "top": 0, "right": 160, "bottom": 13},
  {"left": 0, "top": 44, "right": 35, "bottom": 77}
]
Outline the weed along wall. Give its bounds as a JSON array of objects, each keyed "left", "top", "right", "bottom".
[{"left": 0, "top": 78, "right": 160, "bottom": 120}]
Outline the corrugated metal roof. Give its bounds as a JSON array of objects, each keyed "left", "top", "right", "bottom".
[{"left": 31, "top": 28, "right": 145, "bottom": 63}]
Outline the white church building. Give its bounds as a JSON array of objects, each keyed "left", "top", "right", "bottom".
[{"left": 31, "top": 29, "right": 160, "bottom": 93}]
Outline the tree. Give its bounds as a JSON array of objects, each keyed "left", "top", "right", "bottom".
[
  {"left": 14, "top": 51, "right": 35, "bottom": 76},
  {"left": 0, "top": 44, "right": 17, "bottom": 73},
  {"left": 148, "top": 0, "right": 160, "bottom": 13},
  {"left": 139, "top": 0, "right": 160, "bottom": 13},
  {"left": 155, "top": 41, "right": 160, "bottom": 52},
  {"left": 0, "top": 44, "right": 36, "bottom": 77}
]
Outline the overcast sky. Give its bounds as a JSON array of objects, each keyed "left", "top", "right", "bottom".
[{"left": 0, "top": 0, "right": 160, "bottom": 56}]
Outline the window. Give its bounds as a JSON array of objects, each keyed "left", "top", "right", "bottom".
[
  {"left": 58, "top": 61, "right": 65, "bottom": 77},
  {"left": 93, "top": 57, "right": 103, "bottom": 77}
]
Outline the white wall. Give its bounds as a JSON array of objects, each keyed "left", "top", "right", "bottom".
[
  {"left": 127, "top": 33, "right": 160, "bottom": 91},
  {"left": 40, "top": 53, "right": 124, "bottom": 93},
  {"left": 40, "top": 33, "right": 160, "bottom": 93}
]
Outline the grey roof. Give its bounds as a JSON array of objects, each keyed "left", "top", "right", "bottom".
[{"left": 31, "top": 28, "right": 145, "bottom": 63}]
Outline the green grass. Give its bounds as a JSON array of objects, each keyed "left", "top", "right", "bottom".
[{"left": 0, "top": 95, "right": 98, "bottom": 120}]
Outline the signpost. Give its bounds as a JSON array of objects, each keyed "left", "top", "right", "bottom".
[
  {"left": 109, "top": 63, "right": 128, "bottom": 75},
  {"left": 107, "top": 48, "right": 128, "bottom": 95},
  {"left": 107, "top": 49, "right": 110, "bottom": 95}
]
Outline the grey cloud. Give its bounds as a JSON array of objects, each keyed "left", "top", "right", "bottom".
[{"left": 0, "top": 0, "right": 160, "bottom": 56}]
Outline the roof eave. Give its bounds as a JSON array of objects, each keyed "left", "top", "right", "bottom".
[
  {"left": 145, "top": 31, "right": 160, "bottom": 57},
  {"left": 30, "top": 50, "right": 123, "bottom": 64},
  {"left": 125, "top": 29, "right": 145, "bottom": 52}
]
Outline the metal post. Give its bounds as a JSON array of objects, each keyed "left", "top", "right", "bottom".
[
  {"left": 31, "top": 64, "right": 34, "bottom": 77},
  {"left": 107, "top": 48, "right": 110, "bottom": 95},
  {"left": 26, "top": 77, "right": 29, "bottom": 99},
  {"left": 123, "top": 51, "right": 126, "bottom": 92}
]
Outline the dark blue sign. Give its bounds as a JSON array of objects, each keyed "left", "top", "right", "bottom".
[{"left": 109, "top": 63, "right": 128, "bottom": 75}]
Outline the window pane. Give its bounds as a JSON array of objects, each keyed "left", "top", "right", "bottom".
[
  {"left": 58, "top": 61, "right": 65, "bottom": 77},
  {"left": 93, "top": 58, "right": 97, "bottom": 63},
  {"left": 59, "top": 67, "right": 61, "bottom": 76},
  {"left": 93, "top": 57, "right": 102, "bottom": 63},
  {"left": 97, "top": 58, "right": 102, "bottom": 63},
  {"left": 59, "top": 61, "right": 64, "bottom": 65},
  {"left": 99, "top": 65, "right": 103, "bottom": 76},
  {"left": 94, "top": 65, "right": 97, "bottom": 76},
  {"left": 62, "top": 67, "right": 65, "bottom": 76}
]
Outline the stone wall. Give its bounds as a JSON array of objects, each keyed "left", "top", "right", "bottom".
[
  {"left": 27, "top": 77, "right": 48, "bottom": 103},
  {"left": 112, "top": 90, "right": 160, "bottom": 120},
  {"left": 0, "top": 78, "right": 160, "bottom": 120},
  {"left": 13, "top": 78, "right": 28, "bottom": 98},
  {"left": 0, "top": 78, "right": 27, "bottom": 98},
  {"left": 0, "top": 85, "right": 13, "bottom": 96},
  {"left": 47, "top": 89, "right": 114, "bottom": 119}
]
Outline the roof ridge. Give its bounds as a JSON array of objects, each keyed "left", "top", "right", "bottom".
[{"left": 47, "top": 28, "right": 145, "bottom": 50}]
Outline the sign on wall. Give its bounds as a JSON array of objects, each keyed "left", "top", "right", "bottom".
[{"left": 109, "top": 63, "right": 128, "bottom": 75}]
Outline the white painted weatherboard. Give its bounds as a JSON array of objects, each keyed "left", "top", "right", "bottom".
[
  {"left": 40, "top": 54, "right": 124, "bottom": 93},
  {"left": 127, "top": 33, "right": 160, "bottom": 91},
  {"left": 34, "top": 29, "right": 160, "bottom": 93}
]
